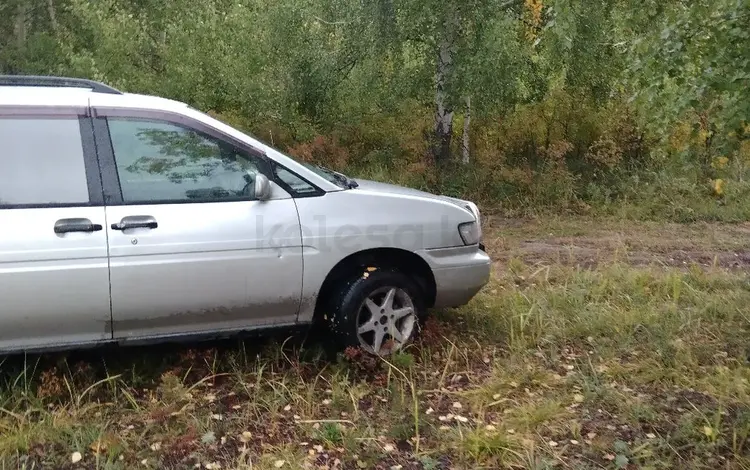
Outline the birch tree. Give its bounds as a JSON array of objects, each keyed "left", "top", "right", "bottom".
[{"left": 391, "top": 0, "right": 528, "bottom": 165}]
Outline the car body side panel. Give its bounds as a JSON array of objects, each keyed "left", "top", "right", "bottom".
[
  {"left": 0, "top": 207, "right": 112, "bottom": 351},
  {"left": 106, "top": 199, "right": 304, "bottom": 340},
  {"left": 88, "top": 102, "right": 307, "bottom": 341},
  {"left": 0, "top": 106, "right": 111, "bottom": 353},
  {"left": 293, "top": 190, "right": 477, "bottom": 322}
]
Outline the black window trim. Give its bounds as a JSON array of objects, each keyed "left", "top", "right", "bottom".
[
  {"left": 91, "top": 106, "right": 325, "bottom": 205},
  {"left": 0, "top": 106, "right": 104, "bottom": 209}
]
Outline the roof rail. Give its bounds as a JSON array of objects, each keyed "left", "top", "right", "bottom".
[{"left": 0, "top": 75, "right": 123, "bottom": 95}]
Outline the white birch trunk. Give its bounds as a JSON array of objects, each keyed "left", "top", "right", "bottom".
[
  {"left": 47, "top": 0, "right": 59, "bottom": 34},
  {"left": 462, "top": 95, "right": 471, "bottom": 164},
  {"left": 432, "top": 6, "right": 458, "bottom": 165}
]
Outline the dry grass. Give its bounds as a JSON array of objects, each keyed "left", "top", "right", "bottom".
[{"left": 1, "top": 218, "right": 750, "bottom": 469}]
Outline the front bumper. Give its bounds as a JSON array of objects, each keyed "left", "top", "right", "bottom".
[{"left": 419, "top": 245, "right": 491, "bottom": 309}]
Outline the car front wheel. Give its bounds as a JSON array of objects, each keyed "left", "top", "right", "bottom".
[{"left": 327, "top": 268, "right": 424, "bottom": 356}]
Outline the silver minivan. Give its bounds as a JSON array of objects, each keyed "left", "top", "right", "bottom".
[{"left": 0, "top": 75, "right": 491, "bottom": 356}]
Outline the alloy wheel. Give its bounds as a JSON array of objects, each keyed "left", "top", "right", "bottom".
[{"left": 356, "top": 286, "right": 416, "bottom": 355}]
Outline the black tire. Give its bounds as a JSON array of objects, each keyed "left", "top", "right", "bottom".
[{"left": 325, "top": 267, "right": 425, "bottom": 355}]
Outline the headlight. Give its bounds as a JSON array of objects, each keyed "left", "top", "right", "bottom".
[
  {"left": 464, "top": 202, "right": 482, "bottom": 240},
  {"left": 458, "top": 221, "right": 481, "bottom": 245}
]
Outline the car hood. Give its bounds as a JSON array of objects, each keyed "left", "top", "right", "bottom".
[{"left": 352, "top": 178, "right": 479, "bottom": 219}]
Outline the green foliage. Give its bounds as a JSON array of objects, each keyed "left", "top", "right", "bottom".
[{"left": 623, "top": 0, "right": 750, "bottom": 176}]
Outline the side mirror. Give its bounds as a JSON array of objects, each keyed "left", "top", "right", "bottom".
[{"left": 254, "top": 173, "right": 272, "bottom": 201}]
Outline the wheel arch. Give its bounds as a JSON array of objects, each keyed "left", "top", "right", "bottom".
[{"left": 313, "top": 248, "right": 436, "bottom": 322}]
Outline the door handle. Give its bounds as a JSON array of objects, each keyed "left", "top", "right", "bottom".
[
  {"left": 54, "top": 218, "right": 103, "bottom": 234},
  {"left": 111, "top": 215, "right": 158, "bottom": 231}
]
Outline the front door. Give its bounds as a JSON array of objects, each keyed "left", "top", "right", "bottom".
[
  {"left": 0, "top": 109, "right": 111, "bottom": 351},
  {"left": 92, "top": 112, "right": 303, "bottom": 340}
]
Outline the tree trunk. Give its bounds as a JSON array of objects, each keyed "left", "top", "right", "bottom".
[
  {"left": 47, "top": 0, "right": 59, "bottom": 35},
  {"left": 14, "top": 1, "right": 27, "bottom": 48},
  {"left": 431, "top": 6, "right": 458, "bottom": 166},
  {"left": 462, "top": 95, "right": 471, "bottom": 164}
]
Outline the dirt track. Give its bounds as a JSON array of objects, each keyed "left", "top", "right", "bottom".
[{"left": 483, "top": 216, "right": 750, "bottom": 270}]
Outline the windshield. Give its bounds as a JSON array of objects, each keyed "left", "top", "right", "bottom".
[{"left": 300, "top": 163, "right": 357, "bottom": 189}]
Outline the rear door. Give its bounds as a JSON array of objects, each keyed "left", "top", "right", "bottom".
[
  {"left": 91, "top": 107, "right": 304, "bottom": 340},
  {"left": 0, "top": 106, "right": 111, "bottom": 351}
]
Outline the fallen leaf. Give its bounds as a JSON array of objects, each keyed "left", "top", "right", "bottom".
[
  {"left": 273, "top": 460, "right": 285, "bottom": 468},
  {"left": 646, "top": 433, "right": 656, "bottom": 439},
  {"left": 383, "top": 443, "right": 395, "bottom": 452},
  {"left": 90, "top": 439, "right": 107, "bottom": 454},
  {"left": 570, "top": 439, "right": 579, "bottom": 445}
]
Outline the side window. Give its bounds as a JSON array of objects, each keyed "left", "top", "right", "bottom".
[
  {"left": 0, "top": 117, "right": 89, "bottom": 206},
  {"left": 273, "top": 165, "right": 320, "bottom": 196},
  {"left": 107, "top": 118, "right": 265, "bottom": 203}
]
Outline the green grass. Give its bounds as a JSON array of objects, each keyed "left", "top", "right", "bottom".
[{"left": 1, "top": 218, "right": 750, "bottom": 469}]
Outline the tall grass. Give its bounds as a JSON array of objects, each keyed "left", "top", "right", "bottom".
[{"left": 2, "top": 221, "right": 749, "bottom": 468}]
